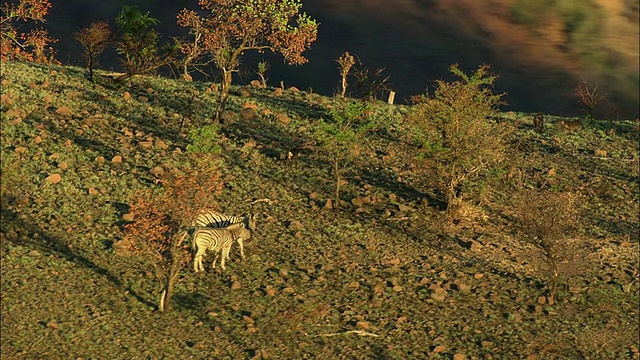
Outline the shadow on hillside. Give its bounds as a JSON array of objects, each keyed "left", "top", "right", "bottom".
[{"left": 0, "top": 207, "right": 155, "bottom": 309}]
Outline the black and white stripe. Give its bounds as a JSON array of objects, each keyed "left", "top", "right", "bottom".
[{"left": 192, "top": 223, "right": 252, "bottom": 272}]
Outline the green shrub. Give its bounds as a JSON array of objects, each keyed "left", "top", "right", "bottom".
[
  {"left": 407, "top": 64, "right": 513, "bottom": 213},
  {"left": 316, "top": 100, "right": 373, "bottom": 209},
  {"left": 187, "top": 124, "right": 222, "bottom": 154}
]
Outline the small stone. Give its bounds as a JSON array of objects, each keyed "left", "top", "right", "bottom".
[
  {"left": 548, "top": 168, "right": 556, "bottom": 176},
  {"left": 95, "top": 156, "right": 105, "bottom": 164},
  {"left": 146, "top": 87, "right": 154, "bottom": 94},
  {"left": 431, "top": 287, "right": 447, "bottom": 301},
  {"left": 34, "top": 136, "right": 42, "bottom": 144},
  {"left": 150, "top": 166, "right": 164, "bottom": 177},
  {"left": 122, "top": 213, "right": 135, "bottom": 222},
  {"left": 249, "top": 79, "right": 262, "bottom": 88},
  {"left": 456, "top": 283, "right": 471, "bottom": 294},
  {"left": 45, "top": 173, "right": 61, "bottom": 184},
  {"left": 238, "top": 86, "right": 252, "bottom": 97},
  {"left": 453, "top": 354, "right": 466, "bottom": 360},
  {"left": 433, "top": 345, "right": 446, "bottom": 353},
  {"left": 594, "top": 149, "right": 607, "bottom": 157},
  {"left": 392, "top": 285, "right": 403, "bottom": 292},
  {"left": 275, "top": 113, "right": 291, "bottom": 125},
  {"left": 29, "top": 250, "right": 41, "bottom": 257},
  {"left": 88, "top": 188, "right": 99, "bottom": 195},
  {"left": 240, "top": 107, "right": 257, "bottom": 121},
  {"left": 58, "top": 162, "right": 68, "bottom": 170},
  {"left": 356, "top": 321, "right": 370, "bottom": 330},
  {"left": 351, "top": 197, "right": 364, "bottom": 207},
  {"left": 309, "top": 192, "right": 318, "bottom": 199},
  {"left": 264, "top": 285, "right": 276, "bottom": 297},
  {"left": 537, "top": 296, "right": 546, "bottom": 304},
  {"left": 46, "top": 321, "right": 60, "bottom": 330},
  {"left": 155, "top": 140, "right": 168, "bottom": 150},
  {"left": 55, "top": 106, "right": 73, "bottom": 117},
  {"left": 138, "top": 96, "right": 148, "bottom": 103},
  {"left": 111, "top": 155, "right": 122, "bottom": 163},
  {"left": 123, "top": 92, "right": 131, "bottom": 101},
  {"left": 14, "top": 147, "right": 27, "bottom": 155},
  {"left": 324, "top": 199, "right": 334, "bottom": 209},
  {"left": 231, "top": 281, "right": 242, "bottom": 290},
  {"left": 474, "top": 273, "right": 484, "bottom": 279}
]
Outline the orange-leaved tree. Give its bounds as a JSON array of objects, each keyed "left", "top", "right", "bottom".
[
  {"left": 0, "top": 0, "right": 57, "bottom": 63},
  {"left": 122, "top": 154, "right": 224, "bottom": 312},
  {"left": 74, "top": 21, "right": 112, "bottom": 82},
  {"left": 177, "top": 0, "right": 318, "bottom": 122}
]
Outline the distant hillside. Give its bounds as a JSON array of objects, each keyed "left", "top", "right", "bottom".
[{"left": 45, "top": 0, "right": 639, "bottom": 118}]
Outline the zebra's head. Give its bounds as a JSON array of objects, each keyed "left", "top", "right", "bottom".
[{"left": 244, "top": 214, "right": 256, "bottom": 231}]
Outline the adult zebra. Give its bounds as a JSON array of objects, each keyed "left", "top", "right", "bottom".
[{"left": 192, "top": 223, "right": 252, "bottom": 272}]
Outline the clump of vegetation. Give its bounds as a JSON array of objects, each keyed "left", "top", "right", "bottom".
[
  {"left": 408, "top": 64, "right": 511, "bottom": 214},
  {"left": 115, "top": 5, "right": 176, "bottom": 77},
  {"left": 336, "top": 51, "right": 355, "bottom": 98},
  {"left": 122, "top": 155, "right": 223, "bottom": 312},
  {"left": 512, "top": 190, "right": 580, "bottom": 304},
  {"left": 0, "top": 0, "right": 57, "bottom": 63},
  {"left": 187, "top": 124, "right": 223, "bottom": 154},
  {"left": 255, "top": 60, "right": 270, "bottom": 88},
  {"left": 176, "top": 0, "right": 318, "bottom": 122},
  {"left": 74, "top": 21, "right": 111, "bottom": 82},
  {"left": 317, "top": 100, "right": 373, "bottom": 209}
]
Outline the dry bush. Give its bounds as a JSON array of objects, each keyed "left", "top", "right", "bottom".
[
  {"left": 351, "top": 57, "right": 390, "bottom": 102},
  {"left": 575, "top": 79, "right": 606, "bottom": 120},
  {"left": 336, "top": 51, "right": 355, "bottom": 98},
  {"left": 74, "top": 21, "right": 111, "bottom": 82},
  {"left": 122, "top": 154, "right": 223, "bottom": 312},
  {"left": 1, "top": 0, "right": 58, "bottom": 63},
  {"left": 407, "top": 64, "right": 511, "bottom": 213},
  {"left": 512, "top": 190, "right": 580, "bottom": 303}
]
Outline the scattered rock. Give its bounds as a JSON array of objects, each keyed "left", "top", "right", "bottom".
[
  {"left": 309, "top": 192, "right": 318, "bottom": 199},
  {"left": 249, "top": 80, "right": 262, "bottom": 88},
  {"left": 397, "top": 203, "right": 413, "bottom": 212},
  {"left": 88, "top": 187, "right": 99, "bottom": 195},
  {"left": 56, "top": 106, "right": 73, "bottom": 117},
  {"left": 453, "top": 354, "right": 466, "bottom": 360},
  {"left": 351, "top": 197, "right": 364, "bottom": 207},
  {"left": 29, "top": 249, "right": 41, "bottom": 257},
  {"left": 433, "top": 345, "right": 446, "bottom": 353},
  {"left": 95, "top": 156, "right": 105, "bottom": 164},
  {"left": 287, "top": 220, "right": 304, "bottom": 230},
  {"left": 155, "top": 140, "right": 168, "bottom": 150},
  {"left": 111, "top": 155, "right": 122, "bottom": 163},
  {"left": 45, "top": 321, "right": 60, "bottom": 330},
  {"left": 122, "top": 213, "right": 135, "bottom": 221},
  {"left": 430, "top": 286, "right": 447, "bottom": 301},
  {"left": 44, "top": 173, "right": 61, "bottom": 184},
  {"left": 264, "top": 285, "right": 276, "bottom": 297},
  {"left": 356, "top": 321, "right": 370, "bottom": 330},
  {"left": 455, "top": 283, "right": 472, "bottom": 294},
  {"left": 594, "top": 149, "right": 607, "bottom": 157},
  {"left": 231, "top": 281, "right": 242, "bottom": 290},
  {"left": 469, "top": 240, "right": 483, "bottom": 252},
  {"left": 220, "top": 110, "right": 237, "bottom": 124},
  {"left": 58, "top": 161, "right": 68, "bottom": 170},
  {"left": 324, "top": 199, "right": 334, "bottom": 209},
  {"left": 288, "top": 86, "right": 300, "bottom": 93},
  {"left": 123, "top": 92, "right": 131, "bottom": 101},
  {"left": 150, "top": 166, "right": 164, "bottom": 178},
  {"left": 548, "top": 168, "right": 556, "bottom": 176},
  {"left": 272, "top": 88, "right": 284, "bottom": 96},
  {"left": 238, "top": 86, "right": 252, "bottom": 97},
  {"left": 14, "top": 146, "right": 27, "bottom": 155},
  {"left": 537, "top": 296, "right": 546, "bottom": 304},
  {"left": 474, "top": 273, "right": 484, "bottom": 279},
  {"left": 138, "top": 96, "right": 148, "bottom": 103},
  {"left": 240, "top": 107, "right": 257, "bottom": 121},
  {"left": 0, "top": 93, "right": 12, "bottom": 107},
  {"left": 275, "top": 113, "right": 291, "bottom": 125},
  {"left": 392, "top": 285, "right": 403, "bottom": 292}
]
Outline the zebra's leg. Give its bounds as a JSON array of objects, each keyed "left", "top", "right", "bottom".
[
  {"left": 212, "top": 251, "right": 219, "bottom": 269},
  {"left": 237, "top": 238, "right": 245, "bottom": 260},
  {"left": 220, "top": 245, "right": 232, "bottom": 270}
]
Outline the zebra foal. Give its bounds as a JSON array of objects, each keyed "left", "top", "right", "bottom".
[{"left": 192, "top": 223, "right": 252, "bottom": 273}]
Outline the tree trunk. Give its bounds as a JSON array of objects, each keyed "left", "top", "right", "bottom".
[
  {"left": 334, "top": 158, "right": 340, "bottom": 210},
  {"left": 215, "top": 68, "right": 233, "bottom": 122},
  {"left": 159, "top": 237, "right": 183, "bottom": 312},
  {"left": 88, "top": 54, "right": 94, "bottom": 82}
]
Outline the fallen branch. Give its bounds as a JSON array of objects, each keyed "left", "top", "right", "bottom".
[{"left": 308, "top": 330, "right": 380, "bottom": 338}]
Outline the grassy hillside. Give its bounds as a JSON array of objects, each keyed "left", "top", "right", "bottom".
[{"left": 1, "top": 61, "right": 638, "bottom": 359}]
